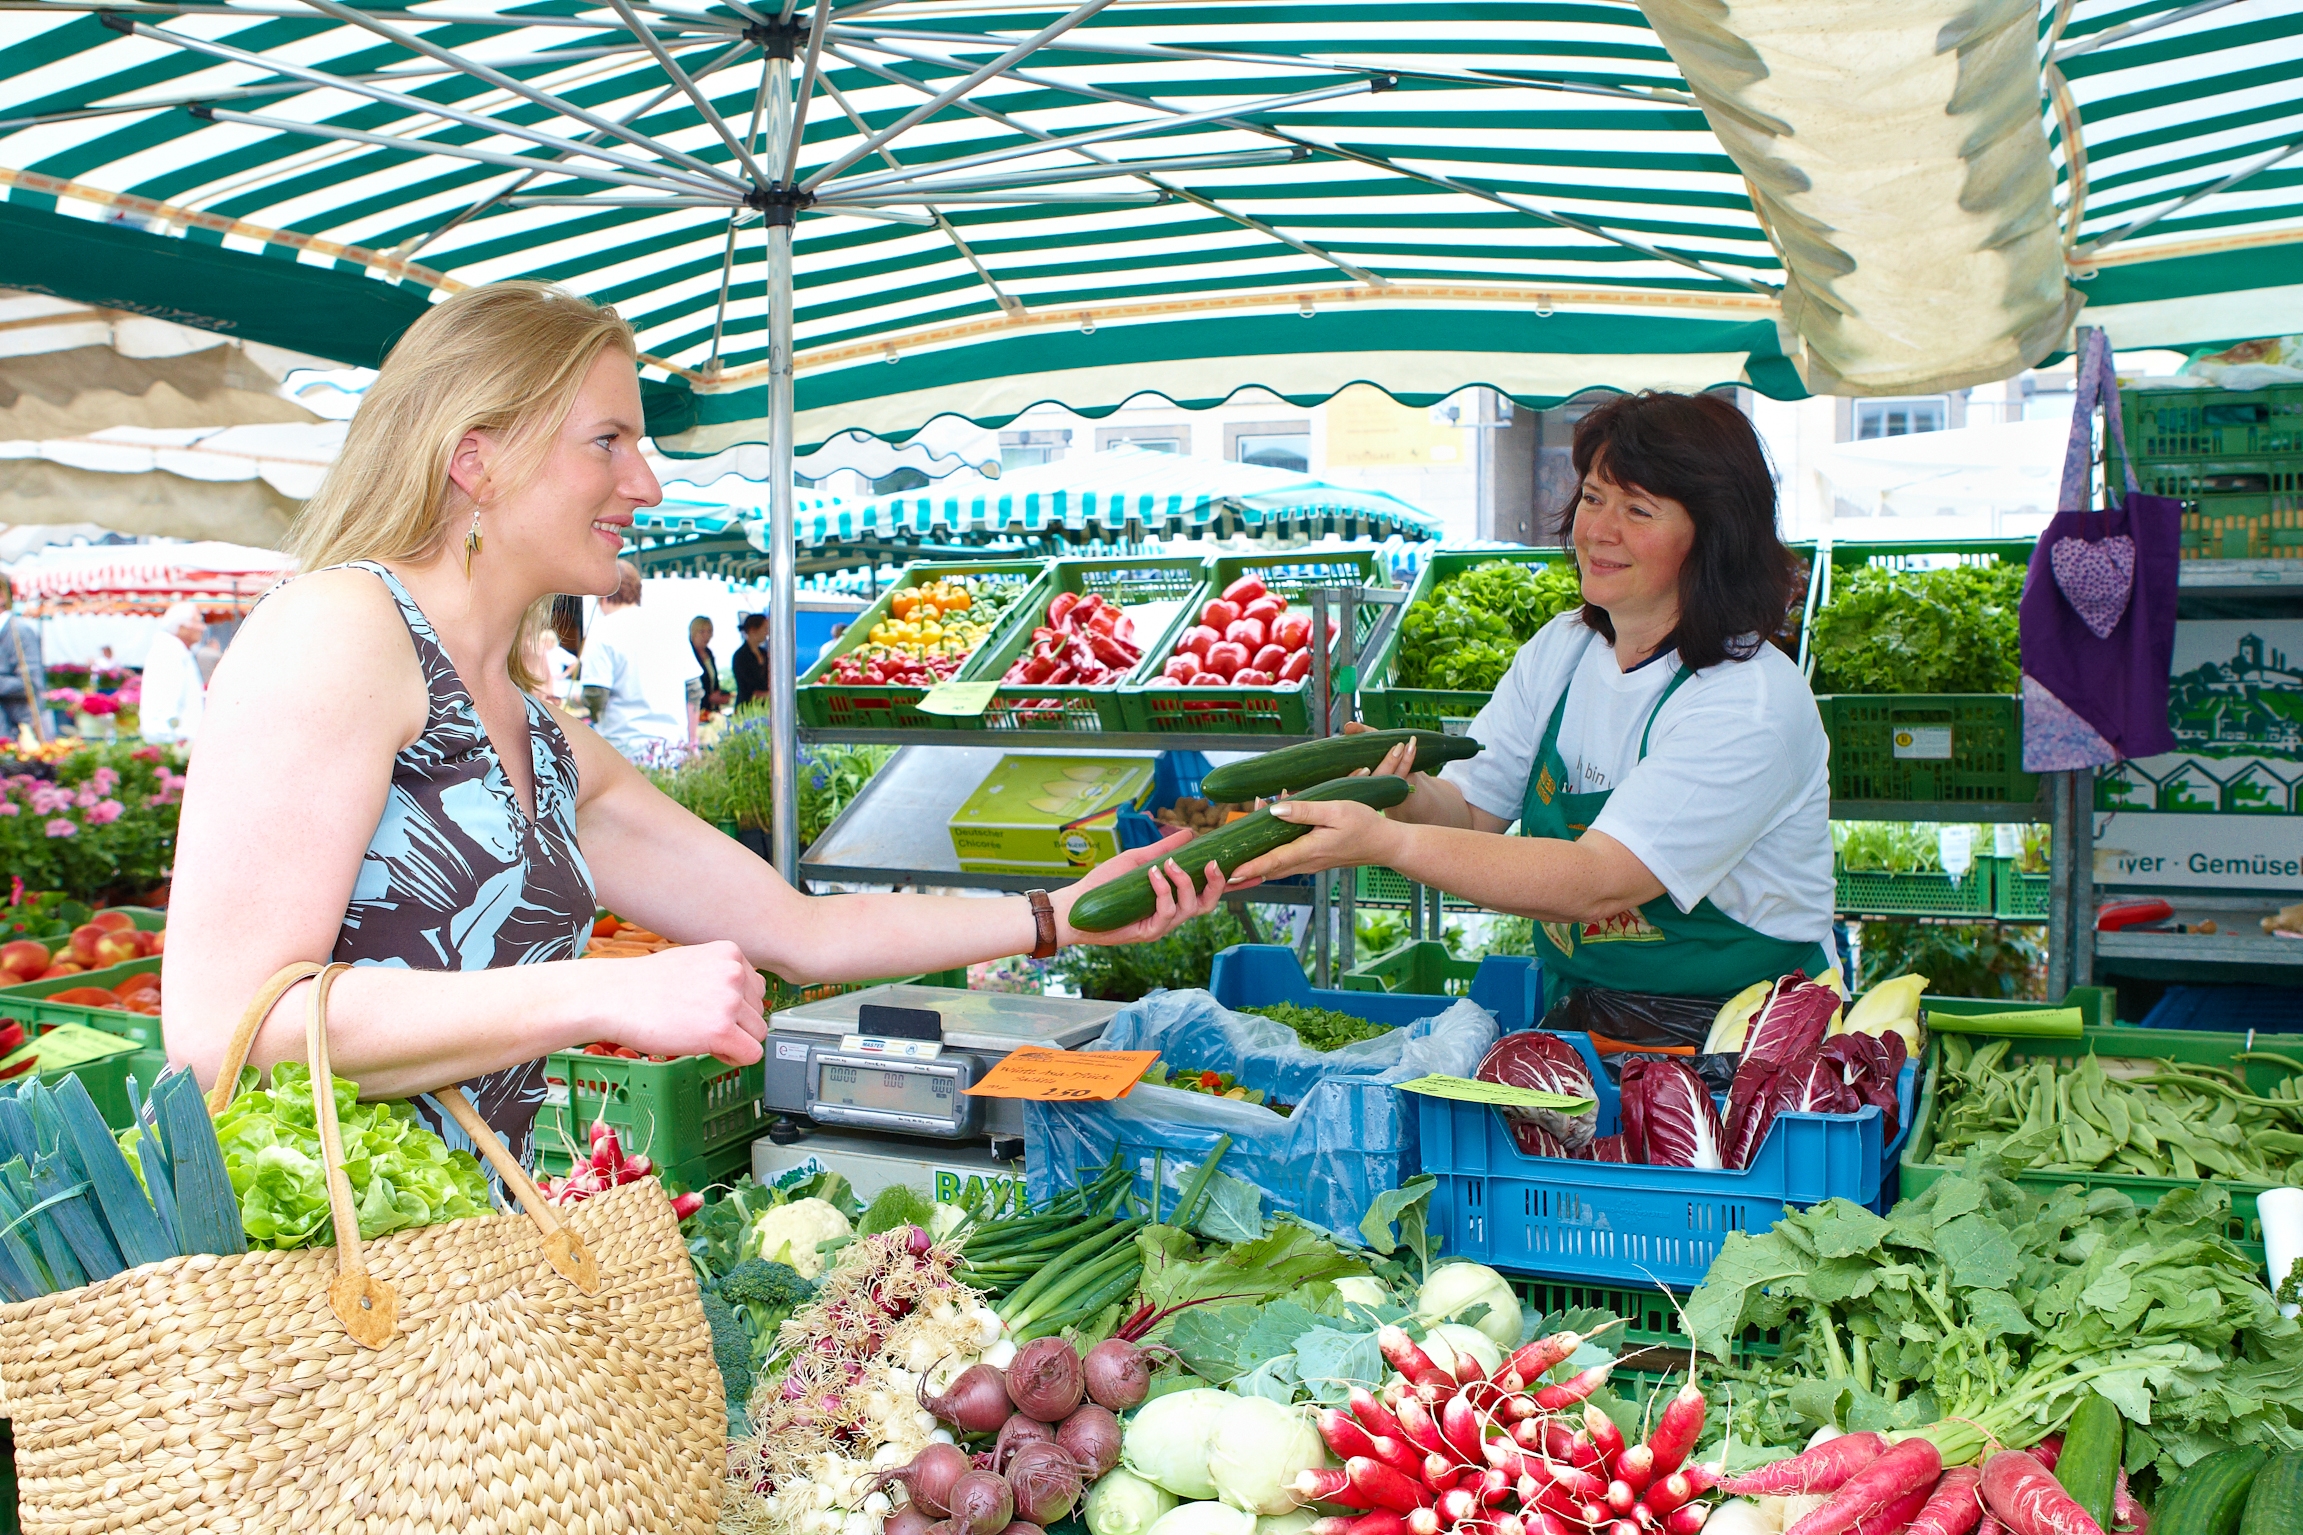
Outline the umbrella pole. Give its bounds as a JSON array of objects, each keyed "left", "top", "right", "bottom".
[{"left": 766, "top": 52, "right": 802, "bottom": 886}]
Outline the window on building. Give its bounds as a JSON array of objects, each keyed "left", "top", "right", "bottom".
[
  {"left": 1854, "top": 397, "right": 1949, "bottom": 439},
  {"left": 1231, "top": 429, "right": 1312, "bottom": 472},
  {"left": 1000, "top": 444, "right": 1058, "bottom": 470},
  {"left": 1095, "top": 425, "right": 1189, "bottom": 454}
]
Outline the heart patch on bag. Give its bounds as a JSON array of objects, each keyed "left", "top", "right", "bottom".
[{"left": 2049, "top": 533, "right": 2136, "bottom": 638}]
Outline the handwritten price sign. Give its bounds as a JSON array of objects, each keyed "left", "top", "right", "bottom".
[{"left": 961, "top": 1046, "right": 1158, "bottom": 1102}]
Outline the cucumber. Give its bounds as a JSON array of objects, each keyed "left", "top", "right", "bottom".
[
  {"left": 2239, "top": 1450, "right": 2303, "bottom": 1535},
  {"left": 2054, "top": 1390, "right": 2123, "bottom": 1533},
  {"left": 1068, "top": 775, "right": 1413, "bottom": 932},
  {"left": 2157, "top": 1445, "right": 2266, "bottom": 1535},
  {"left": 1199, "top": 730, "right": 1482, "bottom": 802}
]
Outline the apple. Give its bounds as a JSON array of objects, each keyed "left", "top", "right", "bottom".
[
  {"left": 68, "top": 924, "right": 107, "bottom": 966},
  {"left": 91, "top": 933, "right": 141, "bottom": 969},
  {"left": 147, "top": 929, "right": 166, "bottom": 955},
  {"left": 35, "top": 963, "right": 83, "bottom": 981},
  {"left": 0, "top": 940, "right": 50, "bottom": 982},
  {"left": 89, "top": 910, "right": 135, "bottom": 935}
]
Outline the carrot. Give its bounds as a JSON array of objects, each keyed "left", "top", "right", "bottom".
[
  {"left": 1346, "top": 1457, "right": 1432, "bottom": 1516},
  {"left": 1721, "top": 1432, "right": 1891, "bottom": 1496},
  {"left": 1979, "top": 1450, "right": 2107, "bottom": 1535},
  {"left": 1786, "top": 1439, "right": 1944, "bottom": 1535},
  {"left": 1907, "top": 1467, "right": 1984, "bottom": 1535},
  {"left": 1647, "top": 1383, "right": 1707, "bottom": 1477}
]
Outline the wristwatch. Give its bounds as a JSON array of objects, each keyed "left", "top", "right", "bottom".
[{"left": 1025, "top": 889, "right": 1059, "bottom": 958}]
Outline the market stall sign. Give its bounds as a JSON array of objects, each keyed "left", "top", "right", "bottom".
[
  {"left": 1393, "top": 1074, "right": 1596, "bottom": 1114},
  {"left": 961, "top": 1046, "right": 1159, "bottom": 1102},
  {"left": 918, "top": 682, "right": 1000, "bottom": 717}
]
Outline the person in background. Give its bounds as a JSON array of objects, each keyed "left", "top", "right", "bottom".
[
  {"left": 140, "top": 601, "right": 210, "bottom": 748},
  {"left": 689, "top": 615, "right": 729, "bottom": 721},
  {"left": 0, "top": 573, "right": 49, "bottom": 741},
  {"left": 731, "top": 611, "right": 770, "bottom": 709},
  {"left": 546, "top": 594, "right": 585, "bottom": 710},
  {"left": 579, "top": 560, "right": 693, "bottom": 761},
  {"left": 815, "top": 620, "right": 848, "bottom": 667}
]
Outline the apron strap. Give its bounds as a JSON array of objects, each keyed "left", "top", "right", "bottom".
[{"left": 1636, "top": 665, "right": 1697, "bottom": 760}]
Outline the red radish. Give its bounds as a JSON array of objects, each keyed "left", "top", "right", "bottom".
[
  {"left": 1534, "top": 1365, "right": 1612, "bottom": 1411},
  {"left": 1647, "top": 1383, "right": 1707, "bottom": 1476},
  {"left": 1294, "top": 1468, "right": 1367, "bottom": 1507},
  {"left": 1505, "top": 1331, "right": 1585, "bottom": 1382},
  {"left": 1352, "top": 1387, "right": 1406, "bottom": 1441},
  {"left": 1407, "top": 1511, "right": 1440, "bottom": 1535},
  {"left": 1395, "top": 1397, "right": 1448, "bottom": 1458},
  {"left": 1787, "top": 1439, "right": 1943, "bottom": 1535},
  {"left": 1663, "top": 1509, "right": 1710, "bottom": 1535},
  {"left": 2032, "top": 1439, "right": 2063, "bottom": 1473},
  {"left": 1583, "top": 1406, "right": 1625, "bottom": 1467},
  {"left": 1530, "top": 1516, "right": 1573, "bottom": 1535},
  {"left": 1617, "top": 1445, "right": 1656, "bottom": 1496},
  {"left": 1639, "top": 1467, "right": 1715, "bottom": 1519},
  {"left": 1846, "top": 1488, "right": 1932, "bottom": 1535},
  {"left": 1474, "top": 1468, "right": 1510, "bottom": 1506},
  {"left": 1441, "top": 1395, "right": 1486, "bottom": 1462},
  {"left": 1977, "top": 1520, "right": 2007, "bottom": 1535},
  {"left": 1350, "top": 1516, "right": 1408, "bottom": 1535},
  {"left": 1544, "top": 1461, "right": 1609, "bottom": 1505},
  {"left": 670, "top": 1191, "right": 704, "bottom": 1220},
  {"left": 1422, "top": 1453, "right": 1459, "bottom": 1492},
  {"left": 1721, "top": 1432, "right": 1891, "bottom": 1496},
  {"left": 1906, "top": 1466, "right": 1984, "bottom": 1535},
  {"left": 1609, "top": 1522, "right": 1641, "bottom": 1535},
  {"left": 1501, "top": 1395, "right": 1539, "bottom": 1422},
  {"left": 1345, "top": 1457, "right": 1430, "bottom": 1516},
  {"left": 1438, "top": 1490, "right": 1479, "bottom": 1525},
  {"left": 1606, "top": 1481, "right": 1637, "bottom": 1514},
  {"left": 2111, "top": 1470, "right": 2143, "bottom": 1535},
  {"left": 1321, "top": 1409, "right": 1383, "bottom": 1462},
  {"left": 1367, "top": 1435, "right": 1424, "bottom": 1478},
  {"left": 1496, "top": 1518, "right": 1526, "bottom": 1535},
  {"left": 1379, "top": 1326, "right": 1438, "bottom": 1379},
  {"left": 1979, "top": 1450, "right": 2106, "bottom": 1535}
]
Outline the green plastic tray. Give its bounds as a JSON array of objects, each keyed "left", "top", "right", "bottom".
[
  {"left": 1822, "top": 694, "right": 2037, "bottom": 805},
  {"left": 1996, "top": 862, "right": 2052, "bottom": 921},
  {"left": 1340, "top": 938, "right": 1486, "bottom": 997},
  {"left": 954, "top": 553, "right": 1209, "bottom": 733},
  {"left": 1352, "top": 865, "right": 1478, "bottom": 910},
  {"left": 534, "top": 1134, "right": 754, "bottom": 1194},
  {"left": 1355, "top": 548, "right": 1571, "bottom": 732},
  {"left": 539, "top": 1049, "right": 766, "bottom": 1168},
  {"left": 2124, "top": 382, "right": 2303, "bottom": 459},
  {"left": 1119, "top": 549, "right": 1395, "bottom": 736},
  {"left": 768, "top": 967, "right": 964, "bottom": 1013},
  {"left": 0, "top": 956, "right": 163, "bottom": 1051},
  {"left": 1899, "top": 1024, "right": 2293, "bottom": 1264},
  {"left": 1834, "top": 859, "right": 1998, "bottom": 919},
  {"left": 795, "top": 560, "right": 1050, "bottom": 732}
]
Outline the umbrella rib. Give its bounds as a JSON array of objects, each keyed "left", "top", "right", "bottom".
[
  {"left": 799, "top": 0, "right": 1121, "bottom": 192},
  {"left": 503, "top": 195, "right": 736, "bottom": 206},
  {"left": 822, "top": 148, "right": 1303, "bottom": 197},
  {"left": 708, "top": 54, "right": 776, "bottom": 373},
  {"left": 779, "top": 1, "right": 831, "bottom": 184},
  {"left": 288, "top": 0, "right": 746, "bottom": 188},
  {"left": 3, "top": 0, "right": 721, "bottom": 32},
  {"left": 2075, "top": 132, "right": 2303, "bottom": 260},
  {"left": 198, "top": 105, "right": 744, "bottom": 199},
  {"left": 827, "top": 40, "right": 1386, "bottom": 289},
  {"left": 103, "top": 17, "right": 736, "bottom": 196},
  {"left": 816, "top": 68, "right": 1025, "bottom": 315},
  {"left": 2052, "top": 0, "right": 2249, "bottom": 62},
  {"left": 392, "top": 36, "right": 752, "bottom": 257},
  {"left": 600, "top": 0, "right": 770, "bottom": 184}
]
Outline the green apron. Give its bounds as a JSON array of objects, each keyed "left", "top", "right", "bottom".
[{"left": 1521, "top": 656, "right": 1830, "bottom": 1010}]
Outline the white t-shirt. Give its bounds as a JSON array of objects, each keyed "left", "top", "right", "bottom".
[
  {"left": 579, "top": 606, "right": 691, "bottom": 761},
  {"left": 138, "top": 631, "right": 206, "bottom": 744},
  {"left": 1441, "top": 614, "right": 1836, "bottom": 959}
]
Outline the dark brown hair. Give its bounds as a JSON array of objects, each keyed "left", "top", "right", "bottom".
[{"left": 1554, "top": 390, "right": 1794, "bottom": 671}]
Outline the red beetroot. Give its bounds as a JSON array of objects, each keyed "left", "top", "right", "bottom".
[
  {"left": 1906, "top": 1466, "right": 1984, "bottom": 1535},
  {"left": 1786, "top": 1440, "right": 1943, "bottom": 1535},
  {"left": 1979, "top": 1450, "right": 2107, "bottom": 1535},
  {"left": 1720, "top": 1432, "right": 1891, "bottom": 1496}
]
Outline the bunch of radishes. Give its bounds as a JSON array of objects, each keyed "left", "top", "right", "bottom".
[
  {"left": 1716, "top": 1432, "right": 2141, "bottom": 1535},
  {"left": 1290, "top": 1323, "right": 1715, "bottom": 1535},
  {"left": 538, "top": 1116, "right": 704, "bottom": 1220}
]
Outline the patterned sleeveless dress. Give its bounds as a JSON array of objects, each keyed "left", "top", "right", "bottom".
[{"left": 333, "top": 561, "right": 595, "bottom": 1182}]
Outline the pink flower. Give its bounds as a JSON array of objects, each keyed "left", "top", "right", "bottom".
[
  {"left": 78, "top": 694, "right": 119, "bottom": 717},
  {"left": 84, "top": 799, "right": 124, "bottom": 825},
  {"left": 0, "top": 803, "right": 17, "bottom": 817},
  {"left": 89, "top": 767, "right": 120, "bottom": 795},
  {"left": 146, "top": 792, "right": 168, "bottom": 808},
  {"left": 28, "top": 785, "right": 71, "bottom": 816},
  {"left": 42, "top": 688, "right": 81, "bottom": 710},
  {"left": 74, "top": 789, "right": 99, "bottom": 810},
  {"left": 42, "top": 818, "right": 76, "bottom": 839}
]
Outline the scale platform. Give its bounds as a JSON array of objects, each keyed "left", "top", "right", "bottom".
[{"left": 763, "top": 983, "right": 1124, "bottom": 1141}]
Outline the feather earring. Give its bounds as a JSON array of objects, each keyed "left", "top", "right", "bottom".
[{"left": 462, "top": 507, "right": 483, "bottom": 577}]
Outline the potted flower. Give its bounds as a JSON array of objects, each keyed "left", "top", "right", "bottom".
[{"left": 74, "top": 691, "right": 122, "bottom": 742}]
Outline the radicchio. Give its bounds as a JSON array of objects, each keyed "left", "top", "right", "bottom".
[
  {"left": 1617, "top": 1057, "right": 1725, "bottom": 1170},
  {"left": 1723, "top": 971, "right": 1843, "bottom": 1135},
  {"left": 1478, "top": 1032, "right": 1599, "bottom": 1151},
  {"left": 1578, "top": 1134, "right": 1631, "bottom": 1163},
  {"left": 1821, "top": 1030, "right": 1908, "bottom": 1142},
  {"left": 1722, "top": 1057, "right": 1859, "bottom": 1170},
  {"left": 1511, "top": 1122, "right": 1571, "bottom": 1158}
]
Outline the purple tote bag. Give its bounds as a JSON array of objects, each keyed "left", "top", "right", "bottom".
[{"left": 2020, "top": 327, "right": 2181, "bottom": 771}]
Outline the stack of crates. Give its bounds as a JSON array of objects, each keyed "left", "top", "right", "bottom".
[{"left": 2124, "top": 382, "right": 2303, "bottom": 560}]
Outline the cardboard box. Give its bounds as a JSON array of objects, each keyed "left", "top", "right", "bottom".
[{"left": 949, "top": 755, "right": 1157, "bottom": 877}]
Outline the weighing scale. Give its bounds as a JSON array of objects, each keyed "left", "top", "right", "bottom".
[{"left": 759, "top": 983, "right": 1124, "bottom": 1150}]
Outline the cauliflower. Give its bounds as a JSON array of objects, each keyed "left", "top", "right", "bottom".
[{"left": 745, "top": 1197, "right": 853, "bottom": 1279}]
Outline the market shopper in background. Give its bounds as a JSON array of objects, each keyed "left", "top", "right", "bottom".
[
  {"left": 0, "top": 572, "right": 47, "bottom": 741},
  {"left": 1237, "top": 390, "right": 1834, "bottom": 1013},
  {"left": 688, "top": 614, "right": 730, "bottom": 724},
  {"left": 138, "top": 602, "right": 209, "bottom": 748},
  {"left": 578, "top": 560, "right": 693, "bottom": 761},
  {"left": 731, "top": 610, "right": 770, "bottom": 708},
  {"left": 160, "top": 279, "right": 1230, "bottom": 1177}
]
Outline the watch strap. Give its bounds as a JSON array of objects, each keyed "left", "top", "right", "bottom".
[{"left": 1026, "top": 889, "right": 1059, "bottom": 959}]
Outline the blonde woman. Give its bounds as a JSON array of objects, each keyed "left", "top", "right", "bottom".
[{"left": 162, "top": 281, "right": 1235, "bottom": 1173}]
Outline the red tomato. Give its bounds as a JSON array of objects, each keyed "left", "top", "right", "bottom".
[
  {"left": 1242, "top": 596, "right": 1286, "bottom": 627},
  {"left": 1233, "top": 668, "right": 1276, "bottom": 686},
  {"left": 1162, "top": 655, "right": 1200, "bottom": 684},
  {"left": 1224, "top": 617, "right": 1268, "bottom": 651},
  {"left": 1200, "top": 599, "right": 1241, "bottom": 632},
  {"left": 1204, "top": 640, "right": 1251, "bottom": 677},
  {"left": 1251, "top": 643, "right": 1289, "bottom": 675},
  {"left": 1274, "top": 615, "right": 1313, "bottom": 652},
  {"left": 1279, "top": 649, "right": 1314, "bottom": 682},
  {"left": 1188, "top": 672, "right": 1229, "bottom": 687},
  {"left": 1176, "top": 624, "right": 1222, "bottom": 659},
  {"left": 1146, "top": 675, "right": 1182, "bottom": 687},
  {"left": 1222, "top": 574, "right": 1269, "bottom": 606}
]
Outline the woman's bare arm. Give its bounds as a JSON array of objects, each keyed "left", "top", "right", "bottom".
[{"left": 161, "top": 571, "right": 765, "bottom": 1094}]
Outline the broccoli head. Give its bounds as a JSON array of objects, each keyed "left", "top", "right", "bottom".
[
  {"left": 715, "top": 1257, "right": 815, "bottom": 1310},
  {"left": 699, "top": 1290, "right": 754, "bottom": 1430}
]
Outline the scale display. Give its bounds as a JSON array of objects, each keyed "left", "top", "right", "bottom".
[
  {"left": 819, "top": 1062, "right": 956, "bottom": 1117},
  {"left": 805, "top": 1050, "right": 978, "bottom": 1137}
]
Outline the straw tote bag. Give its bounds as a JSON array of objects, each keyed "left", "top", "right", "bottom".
[{"left": 0, "top": 961, "right": 726, "bottom": 1533}]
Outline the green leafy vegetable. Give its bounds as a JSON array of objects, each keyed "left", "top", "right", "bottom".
[
  {"left": 1358, "top": 1174, "right": 1437, "bottom": 1277},
  {"left": 1243, "top": 1003, "right": 1393, "bottom": 1053},
  {"left": 1133, "top": 1220, "right": 1372, "bottom": 1339},
  {"left": 857, "top": 1182, "right": 935, "bottom": 1237},
  {"left": 211, "top": 1064, "right": 492, "bottom": 1249},
  {"left": 1396, "top": 560, "right": 1583, "bottom": 691},
  {"left": 1809, "top": 561, "right": 2024, "bottom": 696}
]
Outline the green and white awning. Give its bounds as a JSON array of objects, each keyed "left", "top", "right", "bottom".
[{"left": 4, "top": 0, "right": 2296, "bottom": 449}]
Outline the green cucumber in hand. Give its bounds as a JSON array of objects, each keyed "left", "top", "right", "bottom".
[
  {"left": 1068, "top": 774, "right": 1412, "bottom": 932},
  {"left": 1200, "top": 730, "right": 1480, "bottom": 803}
]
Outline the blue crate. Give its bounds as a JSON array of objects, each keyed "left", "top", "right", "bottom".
[
  {"left": 2138, "top": 984, "right": 2303, "bottom": 1033},
  {"left": 1116, "top": 751, "right": 1213, "bottom": 851},
  {"left": 1418, "top": 1031, "right": 1917, "bottom": 1288},
  {"left": 1209, "top": 942, "right": 1542, "bottom": 1034}
]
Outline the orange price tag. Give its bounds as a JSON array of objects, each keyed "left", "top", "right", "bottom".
[{"left": 961, "top": 1046, "right": 1158, "bottom": 1102}]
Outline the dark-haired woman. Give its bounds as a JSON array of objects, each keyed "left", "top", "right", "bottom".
[{"left": 1236, "top": 390, "right": 1834, "bottom": 1007}]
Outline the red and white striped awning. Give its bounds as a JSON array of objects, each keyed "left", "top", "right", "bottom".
[{"left": 5, "top": 540, "right": 295, "bottom": 608}]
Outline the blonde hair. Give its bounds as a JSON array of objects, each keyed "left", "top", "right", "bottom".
[{"left": 290, "top": 281, "right": 638, "bottom": 686}]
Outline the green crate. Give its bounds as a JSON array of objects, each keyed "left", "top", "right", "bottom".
[
  {"left": 955, "top": 554, "right": 1210, "bottom": 733},
  {"left": 1512, "top": 1276, "right": 1782, "bottom": 1354},
  {"left": 534, "top": 1133, "right": 755, "bottom": 1194},
  {"left": 0, "top": 956, "right": 163, "bottom": 1051},
  {"left": 2, "top": 1023, "right": 140, "bottom": 1131},
  {"left": 1821, "top": 694, "right": 2037, "bottom": 805},
  {"left": 539, "top": 1049, "right": 765, "bottom": 1169},
  {"left": 1824, "top": 537, "right": 2038, "bottom": 577},
  {"left": 1924, "top": 986, "right": 2116, "bottom": 1029},
  {"left": 2162, "top": 492, "right": 2303, "bottom": 561},
  {"left": 1340, "top": 938, "right": 1482, "bottom": 997},
  {"left": 1352, "top": 866, "right": 1478, "bottom": 910},
  {"left": 1120, "top": 549, "right": 1395, "bottom": 735},
  {"left": 1996, "top": 861, "right": 2052, "bottom": 921},
  {"left": 1899, "top": 1024, "right": 2291, "bottom": 1264},
  {"left": 2124, "top": 383, "right": 2303, "bottom": 459},
  {"left": 796, "top": 560, "right": 1050, "bottom": 731},
  {"left": 1834, "top": 859, "right": 1997, "bottom": 919},
  {"left": 1356, "top": 548, "right": 1571, "bottom": 732}
]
